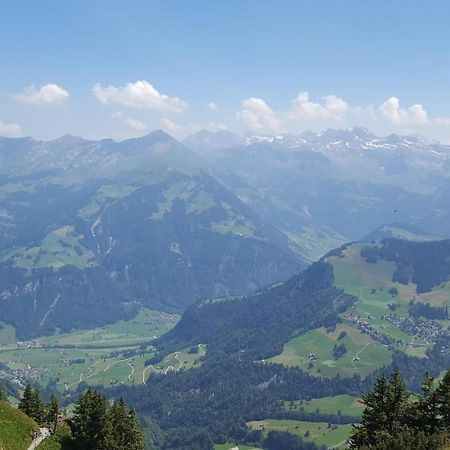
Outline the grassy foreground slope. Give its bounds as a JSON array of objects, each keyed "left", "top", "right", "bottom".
[{"left": 0, "top": 401, "right": 39, "bottom": 450}]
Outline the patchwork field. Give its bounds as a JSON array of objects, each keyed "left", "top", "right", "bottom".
[
  {"left": 268, "top": 243, "right": 448, "bottom": 379},
  {"left": 247, "top": 419, "right": 352, "bottom": 449},
  {"left": 0, "top": 308, "right": 208, "bottom": 394}
]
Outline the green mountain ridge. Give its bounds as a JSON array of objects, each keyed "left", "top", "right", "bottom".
[
  {"left": 105, "top": 238, "right": 450, "bottom": 449},
  {"left": 0, "top": 132, "right": 305, "bottom": 339}
]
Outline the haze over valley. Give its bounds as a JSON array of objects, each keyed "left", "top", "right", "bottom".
[{"left": 2, "top": 2, "right": 450, "bottom": 449}]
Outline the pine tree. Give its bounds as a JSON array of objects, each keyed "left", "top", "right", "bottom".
[
  {"left": 0, "top": 384, "right": 7, "bottom": 402},
  {"left": 126, "top": 408, "right": 146, "bottom": 450},
  {"left": 434, "top": 369, "right": 450, "bottom": 428},
  {"left": 349, "top": 369, "right": 410, "bottom": 448},
  {"left": 18, "top": 384, "right": 36, "bottom": 418},
  {"left": 413, "top": 372, "right": 439, "bottom": 434},
  {"left": 70, "top": 389, "right": 114, "bottom": 450},
  {"left": 31, "top": 389, "right": 46, "bottom": 424},
  {"left": 385, "top": 367, "right": 410, "bottom": 433},
  {"left": 46, "top": 393, "right": 60, "bottom": 434},
  {"left": 110, "top": 397, "right": 145, "bottom": 450}
]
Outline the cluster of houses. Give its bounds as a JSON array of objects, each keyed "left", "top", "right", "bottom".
[
  {"left": 383, "top": 314, "right": 445, "bottom": 344},
  {"left": 16, "top": 339, "right": 41, "bottom": 349},
  {"left": 347, "top": 314, "right": 402, "bottom": 346}
]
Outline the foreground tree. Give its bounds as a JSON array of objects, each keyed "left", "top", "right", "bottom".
[
  {"left": 46, "top": 393, "right": 60, "bottom": 434},
  {"left": 350, "top": 369, "right": 410, "bottom": 448},
  {"left": 70, "top": 389, "right": 114, "bottom": 450},
  {"left": 70, "top": 389, "right": 145, "bottom": 450},
  {"left": 349, "top": 368, "right": 450, "bottom": 449},
  {"left": 18, "top": 384, "right": 45, "bottom": 424},
  {"left": 110, "top": 397, "right": 145, "bottom": 450}
]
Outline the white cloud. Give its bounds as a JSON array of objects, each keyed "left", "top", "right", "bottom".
[
  {"left": 93, "top": 80, "right": 187, "bottom": 112},
  {"left": 0, "top": 121, "right": 22, "bottom": 137},
  {"left": 112, "top": 112, "right": 146, "bottom": 131},
  {"left": 288, "top": 91, "right": 349, "bottom": 120},
  {"left": 14, "top": 83, "right": 69, "bottom": 105},
  {"left": 125, "top": 117, "right": 146, "bottom": 131},
  {"left": 160, "top": 117, "right": 182, "bottom": 131},
  {"left": 434, "top": 117, "right": 450, "bottom": 125},
  {"left": 379, "top": 97, "right": 428, "bottom": 125},
  {"left": 208, "top": 101, "right": 218, "bottom": 110},
  {"left": 236, "top": 97, "right": 281, "bottom": 131},
  {"left": 237, "top": 92, "right": 349, "bottom": 131}
]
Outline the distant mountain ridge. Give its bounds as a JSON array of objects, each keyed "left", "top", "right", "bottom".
[
  {"left": 0, "top": 131, "right": 304, "bottom": 338},
  {"left": 184, "top": 127, "right": 450, "bottom": 248},
  {"left": 3, "top": 126, "right": 450, "bottom": 339}
]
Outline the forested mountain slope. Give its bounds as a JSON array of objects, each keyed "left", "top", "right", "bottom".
[
  {"left": 0, "top": 131, "right": 304, "bottom": 338},
  {"left": 111, "top": 238, "right": 450, "bottom": 449}
]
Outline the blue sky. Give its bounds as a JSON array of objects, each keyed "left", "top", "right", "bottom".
[{"left": 1, "top": 0, "right": 450, "bottom": 141}]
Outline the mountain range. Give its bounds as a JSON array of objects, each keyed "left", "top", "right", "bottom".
[{"left": 2, "top": 127, "right": 450, "bottom": 339}]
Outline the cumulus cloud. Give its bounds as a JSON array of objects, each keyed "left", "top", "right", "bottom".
[
  {"left": 236, "top": 97, "right": 281, "bottom": 131},
  {"left": 93, "top": 80, "right": 186, "bottom": 113},
  {"left": 112, "top": 112, "right": 146, "bottom": 131},
  {"left": 288, "top": 91, "right": 349, "bottom": 120},
  {"left": 160, "top": 117, "right": 182, "bottom": 131},
  {"left": 125, "top": 117, "right": 146, "bottom": 131},
  {"left": 236, "top": 92, "right": 349, "bottom": 131},
  {"left": 379, "top": 97, "right": 428, "bottom": 125},
  {"left": 208, "top": 101, "right": 218, "bottom": 110},
  {"left": 235, "top": 90, "right": 444, "bottom": 133},
  {"left": 14, "top": 83, "right": 69, "bottom": 105},
  {"left": 0, "top": 121, "right": 22, "bottom": 137},
  {"left": 435, "top": 117, "right": 450, "bottom": 125}
]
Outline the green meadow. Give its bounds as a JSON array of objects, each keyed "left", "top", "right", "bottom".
[
  {"left": 247, "top": 419, "right": 352, "bottom": 449},
  {"left": 268, "top": 323, "right": 391, "bottom": 378},
  {"left": 284, "top": 394, "right": 364, "bottom": 418},
  {"left": 0, "top": 308, "right": 199, "bottom": 393}
]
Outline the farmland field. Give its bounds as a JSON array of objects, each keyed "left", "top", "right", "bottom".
[{"left": 0, "top": 308, "right": 208, "bottom": 394}]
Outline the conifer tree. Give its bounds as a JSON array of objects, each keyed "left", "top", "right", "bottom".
[
  {"left": 434, "top": 369, "right": 450, "bottom": 428},
  {"left": 70, "top": 389, "right": 146, "bottom": 449},
  {"left": 31, "top": 389, "right": 46, "bottom": 424},
  {"left": 19, "top": 384, "right": 37, "bottom": 419},
  {"left": 110, "top": 397, "right": 145, "bottom": 450},
  {"left": 46, "top": 393, "right": 60, "bottom": 434},
  {"left": 414, "top": 372, "right": 439, "bottom": 434},
  {"left": 0, "top": 384, "right": 7, "bottom": 402},
  {"left": 349, "top": 369, "right": 409, "bottom": 448},
  {"left": 70, "top": 389, "right": 112, "bottom": 449}
]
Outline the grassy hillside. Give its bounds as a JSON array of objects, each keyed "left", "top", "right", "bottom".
[
  {"left": 247, "top": 419, "right": 352, "bottom": 449},
  {"left": 0, "top": 401, "right": 39, "bottom": 450}
]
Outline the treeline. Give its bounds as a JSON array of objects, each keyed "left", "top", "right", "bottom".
[
  {"left": 360, "top": 239, "right": 450, "bottom": 293},
  {"left": 154, "top": 261, "right": 355, "bottom": 362},
  {"left": 18, "top": 385, "right": 145, "bottom": 450},
  {"left": 349, "top": 368, "right": 450, "bottom": 449},
  {"left": 409, "top": 301, "right": 448, "bottom": 320}
]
